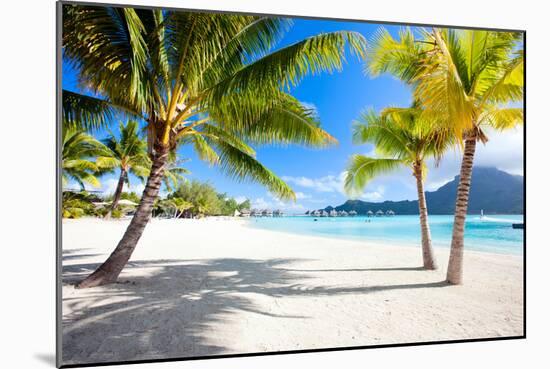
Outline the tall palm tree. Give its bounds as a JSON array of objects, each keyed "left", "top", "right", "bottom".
[
  {"left": 366, "top": 27, "right": 523, "bottom": 284},
  {"left": 97, "top": 120, "right": 150, "bottom": 218},
  {"left": 61, "top": 127, "right": 109, "bottom": 190},
  {"left": 412, "top": 29, "right": 524, "bottom": 284},
  {"left": 344, "top": 107, "right": 453, "bottom": 269},
  {"left": 62, "top": 4, "right": 366, "bottom": 287}
]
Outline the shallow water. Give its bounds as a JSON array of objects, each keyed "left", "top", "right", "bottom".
[{"left": 247, "top": 215, "right": 524, "bottom": 255}]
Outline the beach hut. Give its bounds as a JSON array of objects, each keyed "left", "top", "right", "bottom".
[
  {"left": 375, "top": 210, "right": 384, "bottom": 217},
  {"left": 321, "top": 210, "right": 328, "bottom": 217},
  {"left": 386, "top": 210, "right": 395, "bottom": 216},
  {"left": 349, "top": 210, "right": 357, "bottom": 217},
  {"left": 329, "top": 209, "right": 338, "bottom": 217},
  {"left": 366, "top": 210, "right": 373, "bottom": 217},
  {"left": 240, "top": 209, "right": 251, "bottom": 217}
]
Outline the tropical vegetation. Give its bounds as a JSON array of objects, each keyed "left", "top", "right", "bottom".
[
  {"left": 62, "top": 4, "right": 366, "bottom": 287},
  {"left": 365, "top": 27, "right": 523, "bottom": 284},
  {"left": 345, "top": 106, "right": 453, "bottom": 269}
]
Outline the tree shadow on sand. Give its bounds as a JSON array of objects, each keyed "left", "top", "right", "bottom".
[{"left": 61, "top": 251, "right": 448, "bottom": 366}]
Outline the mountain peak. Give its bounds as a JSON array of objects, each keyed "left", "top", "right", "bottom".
[{"left": 322, "top": 167, "right": 523, "bottom": 215}]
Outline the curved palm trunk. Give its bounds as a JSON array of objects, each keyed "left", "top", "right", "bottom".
[
  {"left": 105, "top": 168, "right": 126, "bottom": 219},
  {"left": 414, "top": 164, "right": 437, "bottom": 270},
  {"left": 446, "top": 136, "right": 477, "bottom": 285},
  {"left": 77, "top": 146, "right": 169, "bottom": 288}
]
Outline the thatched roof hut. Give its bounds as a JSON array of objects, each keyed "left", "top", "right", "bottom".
[
  {"left": 366, "top": 210, "right": 374, "bottom": 217},
  {"left": 375, "top": 210, "right": 384, "bottom": 216},
  {"left": 349, "top": 210, "right": 357, "bottom": 216}
]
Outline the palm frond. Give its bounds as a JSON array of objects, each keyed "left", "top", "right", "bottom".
[
  {"left": 62, "top": 90, "right": 117, "bottom": 131},
  {"left": 344, "top": 155, "right": 403, "bottom": 196}
]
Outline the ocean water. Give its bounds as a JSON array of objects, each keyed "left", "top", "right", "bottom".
[{"left": 247, "top": 215, "right": 524, "bottom": 255}]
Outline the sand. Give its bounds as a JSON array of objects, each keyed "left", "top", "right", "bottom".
[{"left": 61, "top": 217, "right": 524, "bottom": 365}]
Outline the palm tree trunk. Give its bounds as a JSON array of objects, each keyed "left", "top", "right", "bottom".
[
  {"left": 414, "top": 163, "right": 437, "bottom": 270},
  {"left": 446, "top": 136, "right": 477, "bottom": 285},
  {"left": 105, "top": 169, "right": 126, "bottom": 219},
  {"left": 77, "top": 145, "right": 169, "bottom": 288}
]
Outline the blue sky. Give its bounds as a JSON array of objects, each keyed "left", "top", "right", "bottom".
[{"left": 63, "top": 17, "right": 524, "bottom": 213}]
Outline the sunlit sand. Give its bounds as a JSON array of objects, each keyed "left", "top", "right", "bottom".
[{"left": 62, "top": 217, "right": 523, "bottom": 365}]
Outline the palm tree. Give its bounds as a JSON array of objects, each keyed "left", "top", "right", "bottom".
[
  {"left": 96, "top": 120, "right": 150, "bottom": 218},
  {"left": 62, "top": 4, "right": 366, "bottom": 287},
  {"left": 366, "top": 27, "right": 523, "bottom": 284},
  {"left": 412, "top": 29, "right": 524, "bottom": 284},
  {"left": 61, "top": 127, "right": 109, "bottom": 190},
  {"left": 344, "top": 107, "right": 453, "bottom": 269}
]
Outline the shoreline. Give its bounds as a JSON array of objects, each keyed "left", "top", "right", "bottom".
[
  {"left": 63, "top": 216, "right": 524, "bottom": 258},
  {"left": 61, "top": 217, "right": 524, "bottom": 365},
  {"left": 240, "top": 218, "right": 524, "bottom": 258}
]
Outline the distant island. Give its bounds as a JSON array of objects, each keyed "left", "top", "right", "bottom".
[{"left": 317, "top": 167, "right": 523, "bottom": 215}]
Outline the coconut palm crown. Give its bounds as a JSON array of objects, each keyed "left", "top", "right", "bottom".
[
  {"left": 96, "top": 120, "right": 151, "bottom": 217},
  {"left": 61, "top": 126, "right": 110, "bottom": 190}
]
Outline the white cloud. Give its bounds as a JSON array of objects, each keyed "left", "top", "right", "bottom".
[
  {"left": 295, "top": 192, "right": 311, "bottom": 199},
  {"left": 360, "top": 185, "right": 385, "bottom": 201},
  {"left": 251, "top": 193, "right": 306, "bottom": 213},
  {"left": 282, "top": 172, "right": 347, "bottom": 194},
  {"left": 234, "top": 196, "right": 248, "bottom": 204},
  {"left": 101, "top": 178, "right": 145, "bottom": 196}
]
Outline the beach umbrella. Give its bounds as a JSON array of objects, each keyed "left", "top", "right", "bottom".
[{"left": 117, "top": 199, "right": 138, "bottom": 207}]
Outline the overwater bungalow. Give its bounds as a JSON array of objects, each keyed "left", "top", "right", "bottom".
[
  {"left": 329, "top": 209, "right": 338, "bottom": 217},
  {"left": 312, "top": 210, "right": 321, "bottom": 217},
  {"left": 386, "top": 210, "right": 395, "bottom": 216},
  {"left": 366, "top": 210, "right": 374, "bottom": 217},
  {"left": 349, "top": 210, "right": 357, "bottom": 217},
  {"left": 273, "top": 209, "right": 284, "bottom": 217},
  {"left": 341, "top": 210, "right": 349, "bottom": 217},
  {"left": 262, "top": 209, "right": 273, "bottom": 217},
  {"left": 240, "top": 209, "right": 251, "bottom": 217},
  {"left": 320, "top": 210, "right": 328, "bottom": 217},
  {"left": 250, "top": 209, "right": 261, "bottom": 217},
  {"left": 375, "top": 210, "right": 384, "bottom": 217}
]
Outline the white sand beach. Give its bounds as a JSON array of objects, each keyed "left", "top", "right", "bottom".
[{"left": 61, "top": 218, "right": 524, "bottom": 365}]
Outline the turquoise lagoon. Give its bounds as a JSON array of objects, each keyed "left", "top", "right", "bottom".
[{"left": 247, "top": 215, "right": 524, "bottom": 255}]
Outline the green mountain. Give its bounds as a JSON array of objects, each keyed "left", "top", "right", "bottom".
[{"left": 323, "top": 167, "right": 523, "bottom": 215}]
